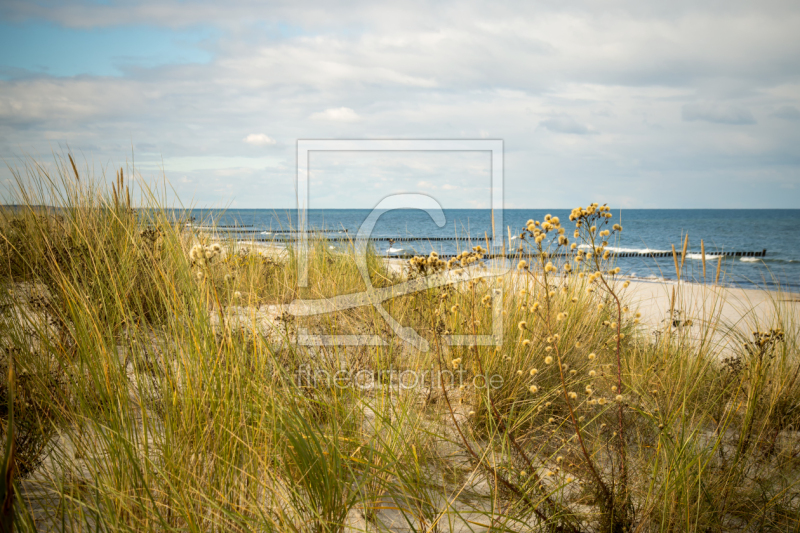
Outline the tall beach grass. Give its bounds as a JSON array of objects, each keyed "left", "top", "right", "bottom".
[{"left": 0, "top": 156, "right": 798, "bottom": 531}]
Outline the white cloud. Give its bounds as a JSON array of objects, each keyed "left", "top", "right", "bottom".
[
  {"left": 540, "top": 117, "right": 595, "bottom": 135},
  {"left": 243, "top": 133, "right": 277, "bottom": 146},
  {"left": 682, "top": 104, "right": 757, "bottom": 125},
  {"left": 310, "top": 107, "right": 360, "bottom": 122}
]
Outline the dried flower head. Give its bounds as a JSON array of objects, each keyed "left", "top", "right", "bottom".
[{"left": 544, "top": 356, "right": 554, "bottom": 365}]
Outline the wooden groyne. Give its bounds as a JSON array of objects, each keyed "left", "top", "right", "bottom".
[{"left": 419, "top": 250, "right": 767, "bottom": 259}]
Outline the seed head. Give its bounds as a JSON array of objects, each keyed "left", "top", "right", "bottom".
[
  {"left": 530, "top": 368, "right": 538, "bottom": 376},
  {"left": 568, "top": 391, "right": 578, "bottom": 399},
  {"left": 518, "top": 321, "right": 527, "bottom": 331},
  {"left": 588, "top": 352, "right": 596, "bottom": 360},
  {"left": 529, "top": 385, "right": 539, "bottom": 394},
  {"left": 615, "top": 395, "right": 623, "bottom": 402},
  {"left": 545, "top": 356, "right": 554, "bottom": 365}
]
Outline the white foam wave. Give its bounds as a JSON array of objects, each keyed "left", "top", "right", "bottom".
[
  {"left": 740, "top": 257, "right": 761, "bottom": 262},
  {"left": 387, "top": 247, "right": 404, "bottom": 253},
  {"left": 685, "top": 253, "right": 723, "bottom": 260},
  {"left": 577, "top": 244, "right": 669, "bottom": 254},
  {"left": 261, "top": 231, "right": 272, "bottom": 235}
]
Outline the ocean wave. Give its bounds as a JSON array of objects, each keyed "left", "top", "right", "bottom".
[
  {"left": 261, "top": 231, "right": 272, "bottom": 235},
  {"left": 685, "top": 253, "right": 723, "bottom": 260},
  {"left": 577, "top": 244, "right": 669, "bottom": 254},
  {"left": 740, "top": 257, "right": 761, "bottom": 262},
  {"left": 387, "top": 247, "right": 404, "bottom": 253}
]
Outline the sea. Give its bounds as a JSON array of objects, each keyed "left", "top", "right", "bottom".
[{"left": 184, "top": 209, "right": 800, "bottom": 292}]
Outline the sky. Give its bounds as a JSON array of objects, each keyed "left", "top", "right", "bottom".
[{"left": 1, "top": 0, "right": 799, "bottom": 209}]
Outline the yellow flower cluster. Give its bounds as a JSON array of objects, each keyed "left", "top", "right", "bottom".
[
  {"left": 407, "top": 252, "right": 448, "bottom": 276},
  {"left": 522, "top": 214, "right": 567, "bottom": 246}
]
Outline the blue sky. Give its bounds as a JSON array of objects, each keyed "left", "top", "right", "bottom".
[
  {"left": 1, "top": 0, "right": 799, "bottom": 208},
  {"left": 0, "top": 22, "right": 215, "bottom": 78}
]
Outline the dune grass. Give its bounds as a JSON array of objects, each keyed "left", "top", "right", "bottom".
[{"left": 0, "top": 156, "right": 799, "bottom": 531}]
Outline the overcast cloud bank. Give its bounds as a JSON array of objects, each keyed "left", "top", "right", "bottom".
[{"left": 1, "top": 0, "right": 799, "bottom": 208}]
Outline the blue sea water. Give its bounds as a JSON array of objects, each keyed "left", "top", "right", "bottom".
[{"left": 186, "top": 209, "right": 800, "bottom": 291}]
